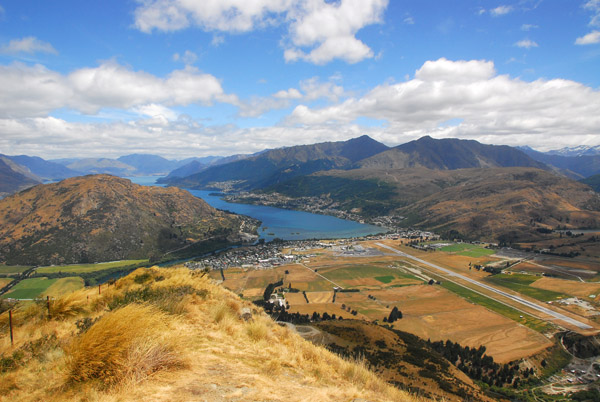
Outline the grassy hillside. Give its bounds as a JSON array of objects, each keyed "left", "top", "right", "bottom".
[
  {"left": 0, "top": 267, "right": 423, "bottom": 402},
  {"left": 0, "top": 175, "right": 258, "bottom": 265},
  {"left": 581, "top": 174, "right": 600, "bottom": 192},
  {"left": 291, "top": 167, "right": 600, "bottom": 242}
]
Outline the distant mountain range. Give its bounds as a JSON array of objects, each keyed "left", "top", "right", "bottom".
[
  {"left": 0, "top": 156, "right": 41, "bottom": 198},
  {"left": 164, "top": 135, "right": 549, "bottom": 192},
  {"left": 519, "top": 147, "right": 600, "bottom": 179},
  {"left": 157, "top": 152, "right": 261, "bottom": 182},
  {"left": 0, "top": 175, "right": 257, "bottom": 265},
  {"left": 162, "top": 135, "right": 390, "bottom": 190},
  {"left": 546, "top": 145, "right": 600, "bottom": 157},
  {"left": 2, "top": 135, "right": 600, "bottom": 245}
]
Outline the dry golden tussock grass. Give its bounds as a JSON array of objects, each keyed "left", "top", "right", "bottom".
[
  {"left": 0, "top": 266, "right": 430, "bottom": 401},
  {"left": 66, "top": 303, "right": 186, "bottom": 386}
]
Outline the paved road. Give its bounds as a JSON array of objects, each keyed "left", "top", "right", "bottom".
[{"left": 375, "top": 243, "right": 592, "bottom": 330}]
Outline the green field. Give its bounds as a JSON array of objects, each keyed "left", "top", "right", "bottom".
[
  {"left": 0, "top": 265, "right": 32, "bottom": 275},
  {"left": 36, "top": 259, "right": 148, "bottom": 274},
  {"left": 440, "top": 243, "right": 496, "bottom": 257},
  {"left": 440, "top": 279, "right": 553, "bottom": 333},
  {"left": 375, "top": 275, "right": 395, "bottom": 284},
  {"left": 2, "top": 277, "right": 60, "bottom": 299},
  {"left": 484, "top": 274, "right": 568, "bottom": 302},
  {"left": 42, "top": 277, "right": 85, "bottom": 297},
  {"left": 325, "top": 265, "right": 409, "bottom": 281}
]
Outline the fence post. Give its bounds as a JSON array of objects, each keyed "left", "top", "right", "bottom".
[
  {"left": 9, "top": 309, "right": 14, "bottom": 347},
  {"left": 46, "top": 295, "right": 51, "bottom": 319},
  {"left": 98, "top": 284, "right": 101, "bottom": 295}
]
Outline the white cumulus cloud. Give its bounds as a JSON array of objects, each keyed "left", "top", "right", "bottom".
[
  {"left": 490, "top": 5, "right": 513, "bottom": 16},
  {"left": 133, "top": 0, "right": 388, "bottom": 65},
  {"left": 0, "top": 36, "right": 57, "bottom": 55},
  {"left": 0, "top": 61, "right": 234, "bottom": 118},
  {"left": 286, "top": 58, "right": 600, "bottom": 150},
  {"left": 584, "top": 0, "right": 600, "bottom": 27},
  {"left": 515, "top": 39, "right": 539, "bottom": 48},
  {"left": 575, "top": 30, "right": 600, "bottom": 44}
]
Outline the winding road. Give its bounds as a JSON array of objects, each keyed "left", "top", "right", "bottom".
[{"left": 375, "top": 243, "right": 593, "bottom": 330}]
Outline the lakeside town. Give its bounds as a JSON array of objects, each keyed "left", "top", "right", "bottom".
[
  {"left": 221, "top": 191, "right": 406, "bottom": 228},
  {"left": 185, "top": 230, "right": 438, "bottom": 271}
]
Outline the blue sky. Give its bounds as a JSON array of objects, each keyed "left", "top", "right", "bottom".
[{"left": 0, "top": 0, "right": 599, "bottom": 159}]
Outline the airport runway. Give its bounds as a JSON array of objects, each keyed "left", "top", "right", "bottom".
[{"left": 375, "top": 243, "right": 592, "bottom": 330}]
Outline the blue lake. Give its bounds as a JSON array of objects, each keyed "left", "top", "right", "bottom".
[{"left": 126, "top": 176, "right": 385, "bottom": 241}]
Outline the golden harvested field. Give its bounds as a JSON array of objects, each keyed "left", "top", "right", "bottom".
[
  {"left": 289, "top": 303, "right": 365, "bottom": 321},
  {"left": 285, "top": 293, "right": 308, "bottom": 305},
  {"left": 531, "top": 277, "right": 600, "bottom": 298},
  {"left": 0, "top": 278, "right": 13, "bottom": 288},
  {"left": 307, "top": 291, "right": 334, "bottom": 303},
  {"left": 384, "top": 286, "right": 552, "bottom": 363},
  {"left": 215, "top": 239, "right": 587, "bottom": 363}
]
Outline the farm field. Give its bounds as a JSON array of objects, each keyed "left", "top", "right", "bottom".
[
  {"left": 215, "top": 239, "right": 582, "bottom": 363},
  {"left": 484, "top": 273, "right": 569, "bottom": 302},
  {"left": 1, "top": 277, "right": 60, "bottom": 299},
  {"left": 0, "top": 278, "right": 13, "bottom": 288},
  {"left": 0, "top": 265, "right": 31, "bottom": 275},
  {"left": 509, "top": 257, "right": 600, "bottom": 281},
  {"left": 42, "top": 277, "right": 85, "bottom": 297},
  {"left": 530, "top": 277, "right": 600, "bottom": 299},
  {"left": 440, "top": 243, "right": 496, "bottom": 257},
  {"left": 286, "top": 283, "right": 552, "bottom": 363},
  {"left": 35, "top": 259, "right": 148, "bottom": 274}
]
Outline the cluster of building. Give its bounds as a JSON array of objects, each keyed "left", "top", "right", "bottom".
[
  {"left": 184, "top": 231, "right": 440, "bottom": 272},
  {"left": 223, "top": 192, "right": 366, "bottom": 223},
  {"left": 185, "top": 243, "right": 292, "bottom": 270}
]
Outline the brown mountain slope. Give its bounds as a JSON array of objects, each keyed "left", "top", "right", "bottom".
[
  {"left": 312, "top": 167, "right": 600, "bottom": 241},
  {"left": 397, "top": 168, "right": 600, "bottom": 241},
  {"left": 0, "top": 175, "right": 256, "bottom": 265}
]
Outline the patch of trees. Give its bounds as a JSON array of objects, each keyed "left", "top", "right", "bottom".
[
  {"left": 340, "top": 304, "right": 358, "bottom": 316},
  {"left": 427, "top": 339, "right": 522, "bottom": 387},
  {"left": 337, "top": 288, "right": 359, "bottom": 293},
  {"left": 302, "top": 291, "right": 309, "bottom": 303},
  {"left": 384, "top": 306, "right": 402, "bottom": 323},
  {"left": 271, "top": 310, "right": 342, "bottom": 324},
  {"left": 482, "top": 266, "right": 503, "bottom": 275},
  {"left": 562, "top": 332, "right": 600, "bottom": 359},
  {"left": 571, "top": 388, "right": 600, "bottom": 401},
  {"left": 262, "top": 279, "right": 284, "bottom": 301}
]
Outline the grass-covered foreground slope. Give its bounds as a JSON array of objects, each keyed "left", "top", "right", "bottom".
[
  {"left": 0, "top": 267, "right": 422, "bottom": 402},
  {"left": 0, "top": 175, "right": 258, "bottom": 265}
]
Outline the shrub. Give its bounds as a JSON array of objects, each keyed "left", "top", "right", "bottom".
[
  {"left": 66, "top": 304, "right": 185, "bottom": 387},
  {"left": 49, "top": 291, "right": 88, "bottom": 320}
]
